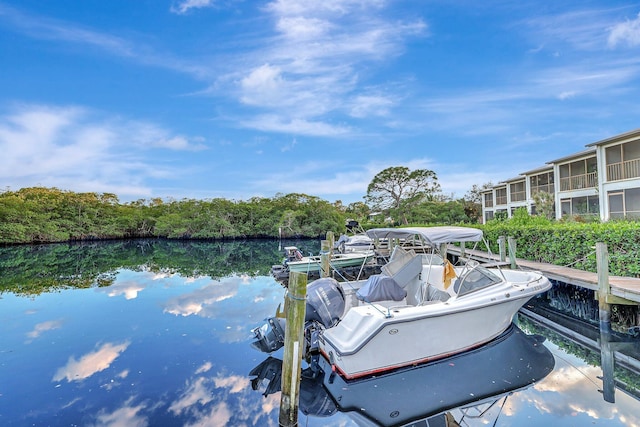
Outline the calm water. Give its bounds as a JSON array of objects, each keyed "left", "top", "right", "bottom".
[{"left": 1, "top": 239, "right": 639, "bottom": 426}]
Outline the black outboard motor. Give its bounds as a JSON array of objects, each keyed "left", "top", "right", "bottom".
[
  {"left": 251, "top": 316, "right": 287, "bottom": 353},
  {"left": 305, "top": 277, "right": 345, "bottom": 329},
  {"left": 251, "top": 277, "right": 345, "bottom": 354}
]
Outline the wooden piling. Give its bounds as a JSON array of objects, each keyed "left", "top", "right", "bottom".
[
  {"left": 507, "top": 237, "right": 517, "bottom": 269},
  {"left": 498, "top": 236, "right": 506, "bottom": 263},
  {"left": 596, "top": 242, "right": 617, "bottom": 402},
  {"left": 599, "top": 325, "right": 616, "bottom": 403},
  {"left": 320, "top": 239, "right": 331, "bottom": 278},
  {"left": 596, "top": 242, "right": 611, "bottom": 329},
  {"left": 319, "top": 231, "right": 335, "bottom": 279},
  {"left": 326, "top": 231, "right": 335, "bottom": 250},
  {"left": 279, "top": 271, "right": 307, "bottom": 427}
]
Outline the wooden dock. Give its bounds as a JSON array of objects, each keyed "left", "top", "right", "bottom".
[{"left": 447, "top": 246, "right": 640, "bottom": 305}]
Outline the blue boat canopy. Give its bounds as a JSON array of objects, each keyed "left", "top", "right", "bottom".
[{"left": 365, "top": 226, "right": 483, "bottom": 245}]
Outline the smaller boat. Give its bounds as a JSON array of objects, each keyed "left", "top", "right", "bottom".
[
  {"left": 253, "top": 226, "right": 552, "bottom": 379},
  {"left": 281, "top": 245, "right": 376, "bottom": 274},
  {"left": 334, "top": 233, "right": 375, "bottom": 253}
]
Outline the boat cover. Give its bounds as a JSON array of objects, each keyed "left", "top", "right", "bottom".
[
  {"left": 356, "top": 274, "right": 407, "bottom": 302},
  {"left": 366, "top": 226, "right": 482, "bottom": 245}
]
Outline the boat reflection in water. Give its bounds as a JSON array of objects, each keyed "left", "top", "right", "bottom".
[{"left": 249, "top": 324, "right": 555, "bottom": 426}]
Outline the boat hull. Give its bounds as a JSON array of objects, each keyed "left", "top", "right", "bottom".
[
  {"left": 315, "top": 323, "right": 554, "bottom": 426},
  {"left": 287, "top": 252, "right": 375, "bottom": 273},
  {"left": 320, "top": 285, "right": 548, "bottom": 379}
]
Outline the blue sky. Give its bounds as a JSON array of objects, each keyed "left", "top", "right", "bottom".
[{"left": 1, "top": 1, "right": 640, "bottom": 205}]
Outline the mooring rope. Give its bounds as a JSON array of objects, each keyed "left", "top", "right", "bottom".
[{"left": 560, "top": 249, "right": 596, "bottom": 268}]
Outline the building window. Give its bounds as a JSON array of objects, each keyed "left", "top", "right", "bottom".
[
  {"left": 559, "top": 157, "right": 597, "bottom": 191},
  {"left": 484, "top": 192, "right": 493, "bottom": 208},
  {"left": 495, "top": 188, "right": 507, "bottom": 205},
  {"left": 530, "top": 172, "right": 554, "bottom": 194},
  {"left": 608, "top": 188, "right": 640, "bottom": 219},
  {"left": 609, "top": 191, "right": 624, "bottom": 219},
  {"left": 606, "top": 140, "right": 640, "bottom": 181},
  {"left": 561, "top": 195, "right": 599, "bottom": 217},
  {"left": 509, "top": 181, "right": 526, "bottom": 202},
  {"left": 484, "top": 211, "right": 494, "bottom": 222}
]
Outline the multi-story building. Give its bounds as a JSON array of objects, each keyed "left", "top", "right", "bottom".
[{"left": 481, "top": 128, "right": 640, "bottom": 223}]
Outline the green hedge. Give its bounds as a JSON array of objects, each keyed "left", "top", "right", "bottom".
[{"left": 480, "top": 220, "right": 640, "bottom": 278}]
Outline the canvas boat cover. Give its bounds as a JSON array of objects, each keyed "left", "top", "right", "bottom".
[
  {"left": 356, "top": 275, "right": 407, "bottom": 303},
  {"left": 366, "top": 226, "right": 483, "bottom": 245}
]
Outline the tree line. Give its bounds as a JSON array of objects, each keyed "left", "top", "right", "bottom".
[{"left": 0, "top": 167, "right": 484, "bottom": 244}]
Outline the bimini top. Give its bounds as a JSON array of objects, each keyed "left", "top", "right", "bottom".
[{"left": 365, "top": 226, "right": 483, "bottom": 245}]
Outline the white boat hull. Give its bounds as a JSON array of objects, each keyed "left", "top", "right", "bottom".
[{"left": 320, "top": 278, "right": 549, "bottom": 379}]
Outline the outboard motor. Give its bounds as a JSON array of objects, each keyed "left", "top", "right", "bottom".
[
  {"left": 305, "top": 277, "right": 345, "bottom": 329},
  {"left": 248, "top": 356, "right": 283, "bottom": 397},
  {"left": 251, "top": 317, "right": 287, "bottom": 353},
  {"left": 251, "top": 278, "right": 345, "bottom": 354}
]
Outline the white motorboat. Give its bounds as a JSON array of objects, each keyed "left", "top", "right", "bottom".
[
  {"left": 334, "top": 233, "right": 375, "bottom": 253},
  {"left": 281, "top": 245, "right": 376, "bottom": 274},
  {"left": 253, "top": 226, "right": 551, "bottom": 379}
]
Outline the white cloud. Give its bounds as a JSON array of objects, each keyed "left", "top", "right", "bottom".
[
  {"left": 169, "top": 377, "right": 215, "bottom": 415},
  {"left": 163, "top": 281, "right": 239, "bottom": 317},
  {"left": 26, "top": 319, "right": 64, "bottom": 340},
  {"left": 0, "top": 103, "right": 206, "bottom": 197},
  {"left": 227, "top": 0, "right": 427, "bottom": 134},
  {"left": 90, "top": 397, "right": 148, "bottom": 427},
  {"left": 171, "top": 0, "right": 216, "bottom": 15},
  {"left": 608, "top": 12, "right": 640, "bottom": 47},
  {"left": 240, "top": 64, "right": 286, "bottom": 106},
  {"left": 280, "top": 137, "right": 297, "bottom": 152},
  {"left": 241, "top": 115, "right": 351, "bottom": 136},
  {"left": 53, "top": 341, "right": 130, "bottom": 382},
  {"left": 0, "top": 4, "right": 210, "bottom": 78},
  {"left": 97, "top": 280, "right": 146, "bottom": 300},
  {"left": 521, "top": 9, "right": 619, "bottom": 51},
  {"left": 212, "top": 374, "right": 249, "bottom": 394},
  {"left": 349, "top": 94, "right": 394, "bottom": 118},
  {"left": 276, "top": 16, "right": 332, "bottom": 40},
  {"left": 558, "top": 91, "right": 578, "bottom": 100},
  {"left": 195, "top": 362, "right": 213, "bottom": 374}
]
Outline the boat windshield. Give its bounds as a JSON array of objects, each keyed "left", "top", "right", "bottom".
[{"left": 454, "top": 266, "right": 502, "bottom": 297}]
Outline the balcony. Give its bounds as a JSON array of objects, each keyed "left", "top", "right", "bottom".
[
  {"left": 559, "top": 172, "right": 597, "bottom": 192},
  {"left": 531, "top": 184, "right": 554, "bottom": 194},
  {"left": 606, "top": 158, "right": 640, "bottom": 182}
]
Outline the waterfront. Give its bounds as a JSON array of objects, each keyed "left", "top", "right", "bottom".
[{"left": 1, "top": 239, "right": 639, "bottom": 426}]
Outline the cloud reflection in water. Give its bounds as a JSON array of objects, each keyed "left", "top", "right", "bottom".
[
  {"left": 53, "top": 341, "right": 130, "bottom": 382},
  {"left": 26, "top": 318, "right": 64, "bottom": 341}
]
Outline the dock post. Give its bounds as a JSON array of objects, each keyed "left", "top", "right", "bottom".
[
  {"left": 596, "top": 242, "right": 612, "bottom": 331},
  {"left": 326, "top": 231, "right": 335, "bottom": 249},
  {"left": 599, "top": 326, "right": 616, "bottom": 403},
  {"left": 320, "top": 239, "right": 331, "bottom": 278},
  {"left": 498, "top": 236, "right": 506, "bottom": 262},
  {"left": 507, "top": 237, "right": 517, "bottom": 269},
  {"left": 279, "top": 271, "right": 307, "bottom": 427}
]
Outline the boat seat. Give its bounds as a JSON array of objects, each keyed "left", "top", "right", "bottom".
[
  {"left": 382, "top": 254, "right": 422, "bottom": 289},
  {"left": 425, "top": 284, "right": 450, "bottom": 302},
  {"left": 418, "top": 264, "right": 457, "bottom": 304}
]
